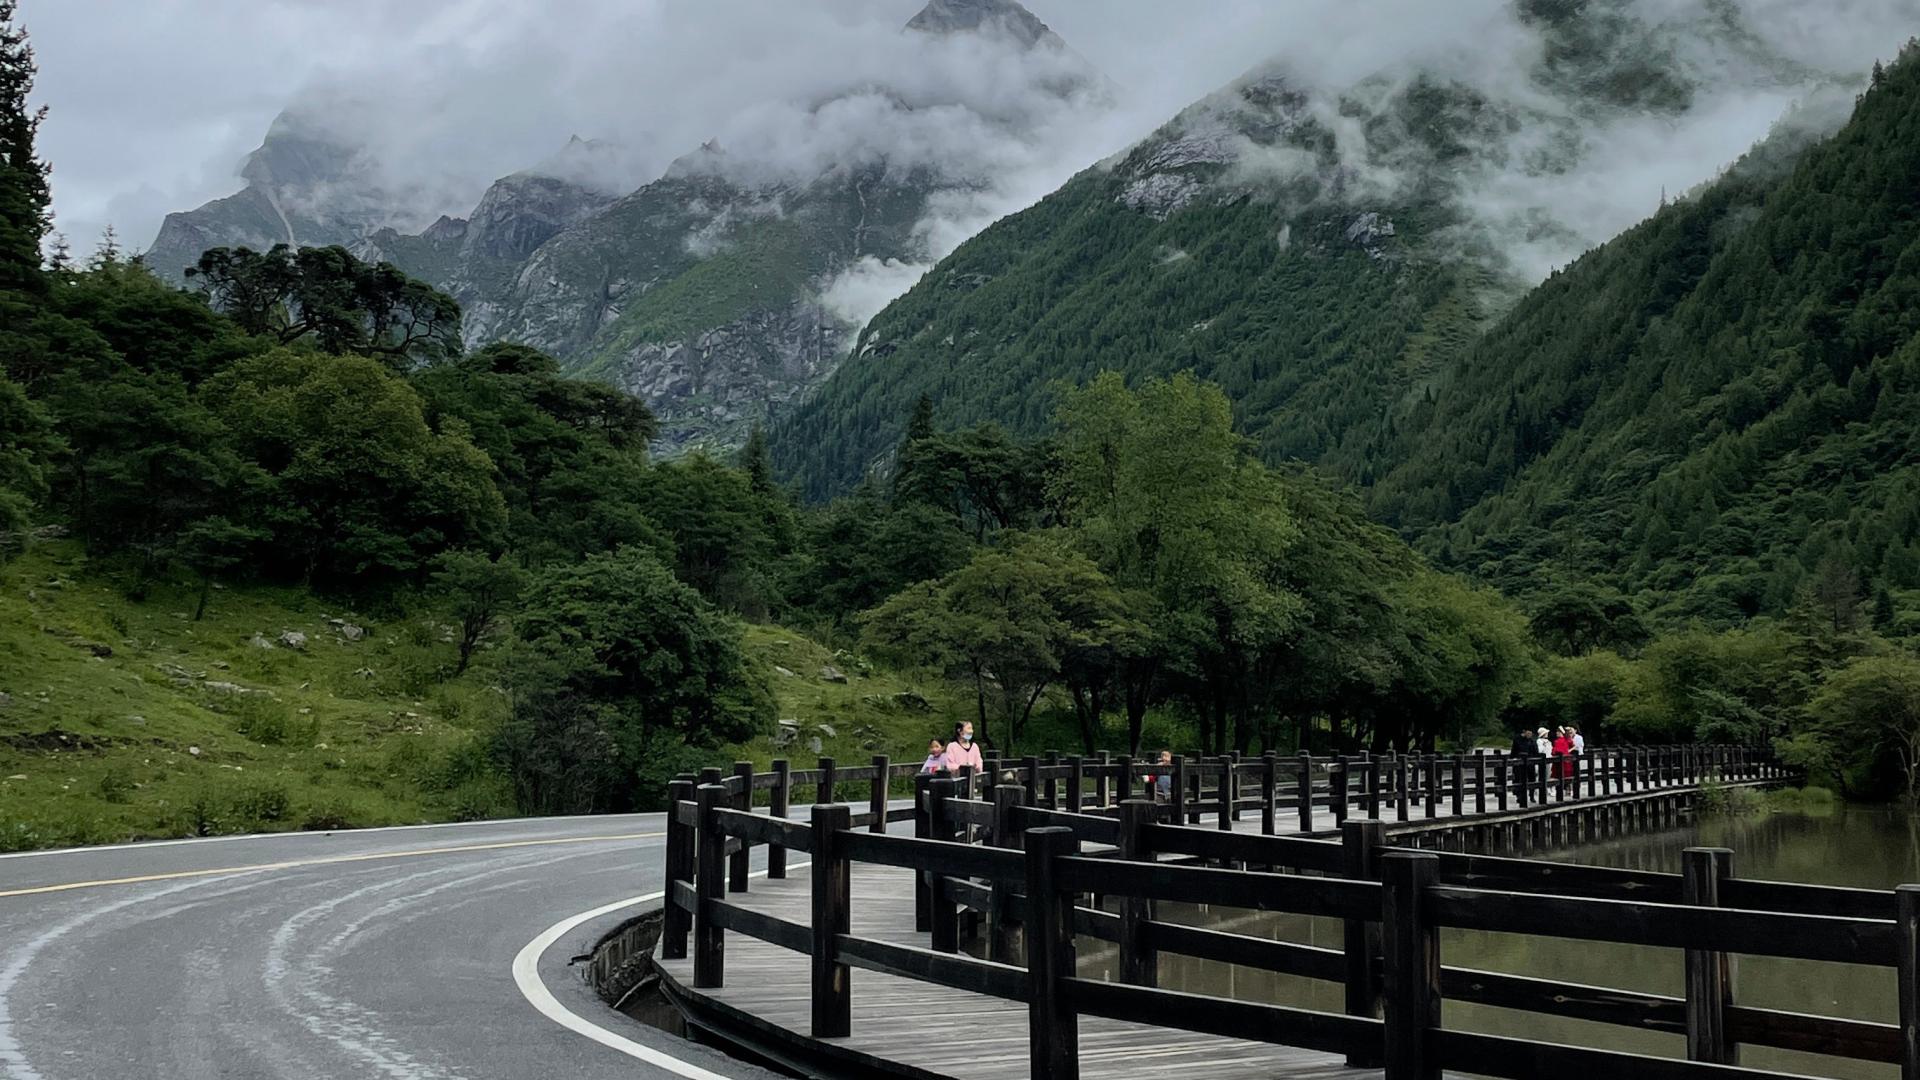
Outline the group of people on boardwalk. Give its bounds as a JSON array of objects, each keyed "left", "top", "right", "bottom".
[
  {"left": 918, "top": 721, "right": 984, "bottom": 775},
  {"left": 1513, "top": 724, "right": 1585, "bottom": 791}
]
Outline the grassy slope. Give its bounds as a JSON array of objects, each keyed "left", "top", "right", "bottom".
[
  {"left": 0, "top": 543, "right": 514, "bottom": 851},
  {"left": 0, "top": 546, "right": 989, "bottom": 851}
]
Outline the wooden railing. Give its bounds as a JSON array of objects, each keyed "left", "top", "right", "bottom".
[{"left": 654, "top": 745, "right": 1913, "bottom": 1080}]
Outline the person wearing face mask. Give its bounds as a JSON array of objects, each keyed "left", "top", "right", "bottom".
[{"left": 944, "top": 720, "right": 983, "bottom": 774}]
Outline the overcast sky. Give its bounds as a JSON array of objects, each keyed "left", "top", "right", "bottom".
[{"left": 20, "top": 0, "right": 1919, "bottom": 260}]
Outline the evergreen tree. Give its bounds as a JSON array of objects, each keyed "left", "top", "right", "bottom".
[{"left": 0, "top": 0, "right": 49, "bottom": 294}]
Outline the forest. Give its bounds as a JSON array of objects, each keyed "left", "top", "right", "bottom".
[{"left": 2, "top": 11, "right": 1919, "bottom": 854}]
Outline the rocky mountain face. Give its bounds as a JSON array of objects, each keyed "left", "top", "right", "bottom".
[
  {"left": 147, "top": 0, "right": 1098, "bottom": 455},
  {"left": 144, "top": 109, "right": 430, "bottom": 282},
  {"left": 771, "top": 0, "right": 1856, "bottom": 500}
]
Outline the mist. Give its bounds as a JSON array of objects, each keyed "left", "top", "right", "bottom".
[{"left": 24, "top": 0, "right": 1920, "bottom": 312}]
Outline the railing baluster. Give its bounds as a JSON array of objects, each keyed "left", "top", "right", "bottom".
[
  {"left": 730, "top": 760, "right": 753, "bottom": 891},
  {"left": 1262, "top": 751, "right": 1279, "bottom": 836},
  {"left": 869, "top": 754, "right": 889, "bottom": 834},
  {"left": 1684, "top": 846, "right": 1735, "bottom": 1065},
  {"left": 1343, "top": 818, "right": 1386, "bottom": 1067},
  {"left": 990, "top": 783, "right": 1027, "bottom": 963},
  {"left": 913, "top": 770, "right": 935, "bottom": 931},
  {"left": 810, "top": 802, "right": 851, "bottom": 1037},
  {"left": 661, "top": 777, "right": 694, "bottom": 960},
  {"left": 768, "top": 758, "right": 790, "bottom": 879},
  {"left": 1296, "top": 752, "right": 1314, "bottom": 834},
  {"left": 694, "top": 782, "right": 727, "bottom": 988},
  {"left": 1117, "top": 799, "right": 1157, "bottom": 986},
  {"left": 929, "top": 777, "right": 960, "bottom": 953},
  {"left": 1897, "top": 884, "right": 1920, "bottom": 1080},
  {"left": 1382, "top": 850, "right": 1441, "bottom": 1080},
  {"left": 1025, "top": 826, "right": 1080, "bottom": 1080},
  {"left": 818, "top": 755, "right": 836, "bottom": 805}
]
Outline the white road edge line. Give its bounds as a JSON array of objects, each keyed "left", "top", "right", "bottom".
[{"left": 513, "top": 863, "right": 805, "bottom": 1080}]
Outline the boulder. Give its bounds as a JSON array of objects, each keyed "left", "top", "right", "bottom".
[
  {"left": 249, "top": 633, "right": 275, "bottom": 649},
  {"left": 277, "top": 631, "right": 308, "bottom": 650},
  {"left": 819, "top": 665, "right": 849, "bottom": 684}
]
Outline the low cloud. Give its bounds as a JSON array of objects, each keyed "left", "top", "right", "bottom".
[{"left": 23, "top": 0, "right": 1917, "bottom": 296}]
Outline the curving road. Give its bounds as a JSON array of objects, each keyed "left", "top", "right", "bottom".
[{"left": 0, "top": 815, "right": 779, "bottom": 1079}]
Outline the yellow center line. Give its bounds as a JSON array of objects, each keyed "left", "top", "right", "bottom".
[{"left": 0, "top": 831, "right": 665, "bottom": 899}]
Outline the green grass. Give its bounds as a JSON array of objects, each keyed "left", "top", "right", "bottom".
[
  {"left": 0, "top": 543, "right": 514, "bottom": 851},
  {"left": 0, "top": 544, "right": 1201, "bottom": 849}
]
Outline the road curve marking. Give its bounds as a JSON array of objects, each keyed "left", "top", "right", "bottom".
[
  {"left": 0, "top": 832, "right": 663, "bottom": 899},
  {"left": 513, "top": 863, "right": 808, "bottom": 1079}
]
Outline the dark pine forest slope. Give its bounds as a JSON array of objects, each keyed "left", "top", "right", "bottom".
[{"left": 1375, "top": 46, "right": 1920, "bottom": 623}]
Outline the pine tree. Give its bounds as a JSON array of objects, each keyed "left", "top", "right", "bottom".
[
  {"left": 738, "top": 422, "right": 774, "bottom": 495},
  {"left": 0, "top": 0, "right": 49, "bottom": 294}
]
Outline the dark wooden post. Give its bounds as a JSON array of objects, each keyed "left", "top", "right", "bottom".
[
  {"left": 930, "top": 778, "right": 960, "bottom": 953},
  {"left": 1342, "top": 818, "right": 1387, "bottom": 1067},
  {"left": 769, "top": 758, "right": 791, "bottom": 879},
  {"left": 1536, "top": 750, "right": 1549, "bottom": 805},
  {"left": 1217, "top": 759, "right": 1234, "bottom": 833},
  {"left": 1116, "top": 755, "right": 1133, "bottom": 802},
  {"left": 1296, "top": 752, "right": 1314, "bottom": 834},
  {"left": 1365, "top": 754, "right": 1383, "bottom": 820},
  {"left": 1423, "top": 756, "right": 1440, "bottom": 819},
  {"left": 1332, "top": 757, "right": 1350, "bottom": 825},
  {"left": 868, "top": 754, "right": 890, "bottom": 834},
  {"left": 990, "top": 784, "right": 1028, "bottom": 963},
  {"left": 1683, "top": 847, "right": 1735, "bottom": 1065},
  {"left": 1474, "top": 752, "right": 1487, "bottom": 815},
  {"left": 1117, "top": 799, "right": 1157, "bottom": 987},
  {"left": 1170, "top": 756, "right": 1188, "bottom": 826},
  {"left": 817, "top": 756, "right": 836, "bottom": 805},
  {"left": 1228, "top": 754, "right": 1243, "bottom": 823},
  {"left": 1496, "top": 755, "right": 1511, "bottom": 812},
  {"left": 1896, "top": 884, "right": 1920, "bottom": 1080},
  {"left": 1396, "top": 755, "right": 1411, "bottom": 822},
  {"left": 1067, "top": 755, "right": 1085, "bottom": 814},
  {"left": 1449, "top": 755, "right": 1465, "bottom": 819},
  {"left": 1023, "top": 755, "right": 1042, "bottom": 807},
  {"left": 914, "top": 770, "right": 935, "bottom": 931},
  {"left": 730, "top": 761, "right": 754, "bottom": 892},
  {"left": 1187, "top": 755, "right": 1204, "bottom": 824},
  {"left": 1263, "top": 752, "right": 1280, "bottom": 835},
  {"left": 810, "top": 803, "right": 852, "bottom": 1037},
  {"left": 1095, "top": 750, "right": 1111, "bottom": 808},
  {"left": 1382, "top": 851, "right": 1441, "bottom": 1080},
  {"left": 662, "top": 778, "right": 695, "bottom": 960},
  {"left": 694, "top": 783, "right": 727, "bottom": 988},
  {"left": 1025, "top": 826, "right": 1080, "bottom": 1080}
]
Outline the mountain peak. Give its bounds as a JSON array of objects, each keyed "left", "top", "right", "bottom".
[{"left": 904, "top": 0, "right": 1061, "bottom": 51}]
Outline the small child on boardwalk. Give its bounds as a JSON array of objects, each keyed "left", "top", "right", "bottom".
[{"left": 917, "top": 738, "right": 946, "bottom": 774}]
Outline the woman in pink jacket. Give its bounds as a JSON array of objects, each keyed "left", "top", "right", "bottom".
[{"left": 944, "top": 721, "right": 983, "bottom": 773}]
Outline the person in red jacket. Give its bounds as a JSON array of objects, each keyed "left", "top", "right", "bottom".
[{"left": 1551, "top": 728, "right": 1575, "bottom": 796}]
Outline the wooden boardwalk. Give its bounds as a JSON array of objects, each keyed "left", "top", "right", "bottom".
[
  {"left": 656, "top": 859, "right": 1383, "bottom": 1080},
  {"left": 652, "top": 748, "right": 1802, "bottom": 1080}
]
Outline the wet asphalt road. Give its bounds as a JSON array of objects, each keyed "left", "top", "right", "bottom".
[{"left": 0, "top": 815, "right": 779, "bottom": 1079}]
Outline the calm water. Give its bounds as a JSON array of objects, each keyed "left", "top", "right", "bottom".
[{"left": 1080, "top": 806, "right": 1920, "bottom": 1080}]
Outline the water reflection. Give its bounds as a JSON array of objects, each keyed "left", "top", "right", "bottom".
[{"left": 1091, "top": 806, "right": 1916, "bottom": 1080}]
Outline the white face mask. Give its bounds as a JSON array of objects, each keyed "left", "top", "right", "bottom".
[{"left": 959, "top": 733, "right": 973, "bottom": 743}]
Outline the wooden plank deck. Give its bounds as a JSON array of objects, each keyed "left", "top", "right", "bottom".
[{"left": 655, "top": 860, "right": 1383, "bottom": 1080}]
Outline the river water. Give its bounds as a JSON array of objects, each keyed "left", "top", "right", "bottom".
[{"left": 1086, "top": 805, "right": 1919, "bottom": 1079}]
